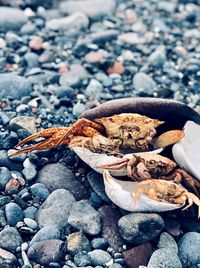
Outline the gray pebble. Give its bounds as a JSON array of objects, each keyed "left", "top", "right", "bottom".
[
  {"left": 24, "top": 206, "right": 38, "bottom": 220},
  {"left": 85, "top": 79, "right": 103, "bottom": 101},
  {"left": 5, "top": 203, "right": 24, "bottom": 226},
  {"left": 0, "top": 226, "right": 23, "bottom": 253},
  {"left": 30, "top": 226, "right": 61, "bottom": 245},
  {"left": 22, "top": 166, "right": 37, "bottom": 182},
  {"left": 91, "top": 238, "right": 108, "bottom": 250},
  {"left": 0, "top": 167, "right": 11, "bottom": 190},
  {"left": 31, "top": 183, "right": 50, "bottom": 200},
  {"left": 67, "top": 231, "right": 91, "bottom": 256},
  {"left": 24, "top": 218, "right": 38, "bottom": 229},
  {"left": 158, "top": 232, "right": 178, "bottom": 253},
  {"left": 133, "top": 72, "right": 157, "bottom": 96},
  {"left": 74, "top": 251, "right": 92, "bottom": 266},
  {"left": 88, "top": 249, "right": 112, "bottom": 266}
]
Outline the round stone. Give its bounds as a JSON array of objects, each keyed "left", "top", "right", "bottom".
[{"left": 5, "top": 203, "right": 24, "bottom": 227}]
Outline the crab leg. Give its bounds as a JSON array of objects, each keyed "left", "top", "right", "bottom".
[
  {"left": 154, "top": 130, "right": 184, "bottom": 149},
  {"left": 182, "top": 193, "right": 200, "bottom": 218}
]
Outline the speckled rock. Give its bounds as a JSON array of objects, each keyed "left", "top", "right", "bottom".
[
  {"left": 68, "top": 200, "right": 101, "bottom": 235},
  {"left": 118, "top": 213, "right": 164, "bottom": 244},
  {"left": 0, "top": 227, "right": 23, "bottom": 253},
  {"left": 9, "top": 116, "right": 37, "bottom": 134},
  {"left": 0, "top": 247, "right": 17, "bottom": 268},
  {"left": 67, "top": 231, "right": 91, "bottom": 256},
  {"left": 27, "top": 240, "right": 66, "bottom": 266},
  {"left": 88, "top": 249, "right": 112, "bottom": 266},
  {"left": 5, "top": 203, "right": 24, "bottom": 226},
  {"left": 36, "top": 189, "right": 75, "bottom": 230},
  {"left": 30, "top": 226, "right": 60, "bottom": 245},
  {"left": 158, "top": 232, "right": 178, "bottom": 253}
]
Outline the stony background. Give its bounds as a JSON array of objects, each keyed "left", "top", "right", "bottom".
[{"left": 0, "top": 0, "right": 200, "bottom": 267}]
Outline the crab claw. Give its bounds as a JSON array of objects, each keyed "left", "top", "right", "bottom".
[
  {"left": 9, "top": 127, "right": 70, "bottom": 157},
  {"left": 154, "top": 130, "right": 184, "bottom": 149},
  {"left": 182, "top": 192, "right": 200, "bottom": 219}
]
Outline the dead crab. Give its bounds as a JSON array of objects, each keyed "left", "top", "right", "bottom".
[
  {"left": 10, "top": 113, "right": 184, "bottom": 157},
  {"left": 98, "top": 152, "right": 200, "bottom": 197}
]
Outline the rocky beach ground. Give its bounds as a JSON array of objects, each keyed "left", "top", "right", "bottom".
[{"left": 0, "top": 0, "right": 200, "bottom": 267}]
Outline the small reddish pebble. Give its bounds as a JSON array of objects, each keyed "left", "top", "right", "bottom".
[
  {"left": 5, "top": 179, "right": 21, "bottom": 194},
  {"left": 29, "top": 36, "right": 43, "bottom": 50},
  {"left": 59, "top": 63, "right": 69, "bottom": 73},
  {"left": 107, "top": 61, "right": 125, "bottom": 75}
]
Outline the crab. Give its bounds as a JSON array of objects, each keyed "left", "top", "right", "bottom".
[
  {"left": 97, "top": 152, "right": 200, "bottom": 198},
  {"left": 133, "top": 179, "right": 200, "bottom": 218},
  {"left": 9, "top": 113, "right": 184, "bottom": 157}
]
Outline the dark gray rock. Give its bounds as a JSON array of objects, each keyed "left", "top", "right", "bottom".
[
  {"left": 0, "top": 74, "right": 32, "bottom": 99},
  {"left": 0, "top": 248, "right": 17, "bottom": 268},
  {"left": 147, "top": 248, "right": 182, "bottom": 268},
  {"left": 68, "top": 200, "right": 101, "bottom": 235},
  {"left": 36, "top": 189, "right": 75, "bottom": 230},
  {"left": 30, "top": 226, "right": 60, "bottom": 245},
  {"left": 0, "top": 227, "right": 23, "bottom": 253},
  {"left": 88, "top": 249, "right": 112, "bottom": 266},
  {"left": 60, "top": 0, "right": 116, "bottom": 19},
  {"left": 67, "top": 231, "right": 91, "bottom": 256},
  {"left": 178, "top": 232, "right": 200, "bottom": 268},
  {"left": 0, "top": 151, "right": 22, "bottom": 171},
  {"left": 5, "top": 203, "right": 24, "bottom": 226},
  {"left": 36, "top": 163, "right": 89, "bottom": 200},
  {"left": 0, "top": 7, "right": 27, "bottom": 32},
  {"left": 91, "top": 238, "right": 108, "bottom": 250},
  {"left": 0, "top": 167, "right": 11, "bottom": 190},
  {"left": 30, "top": 183, "right": 50, "bottom": 200},
  {"left": 118, "top": 213, "right": 164, "bottom": 244},
  {"left": 27, "top": 240, "right": 66, "bottom": 266}
]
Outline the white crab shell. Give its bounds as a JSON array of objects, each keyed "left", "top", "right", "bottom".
[
  {"left": 103, "top": 170, "right": 183, "bottom": 212},
  {"left": 173, "top": 121, "right": 200, "bottom": 182},
  {"left": 72, "top": 146, "right": 163, "bottom": 176}
]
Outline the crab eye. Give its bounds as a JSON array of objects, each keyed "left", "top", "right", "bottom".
[{"left": 149, "top": 160, "right": 156, "bottom": 164}]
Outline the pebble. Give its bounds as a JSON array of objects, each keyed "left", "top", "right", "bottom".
[
  {"left": 29, "top": 36, "right": 43, "bottom": 51},
  {"left": 118, "top": 213, "right": 164, "bottom": 244},
  {"left": 27, "top": 240, "right": 66, "bottom": 266},
  {"left": 60, "top": 72, "right": 81, "bottom": 88},
  {"left": 91, "top": 238, "right": 108, "bottom": 250},
  {"left": 147, "top": 46, "right": 166, "bottom": 68},
  {"left": 5, "top": 203, "right": 24, "bottom": 226},
  {"left": 0, "top": 150, "right": 22, "bottom": 171},
  {"left": 22, "top": 166, "right": 37, "bottom": 182},
  {"left": 133, "top": 72, "right": 157, "bottom": 96},
  {"left": 118, "top": 33, "right": 146, "bottom": 45},
  {"left": 123, "top": 243, "right": 152, "bottom": 268},
  {"left": 0, "top": 247, "right": 17, "bottom": 268},
  {"left": 0, "top": 74, "right": 32, "bottom": 99},
  {"left": 0, "top": 7, "right": 27, "bottom": 32},
  {"left": 30, "top": 183, "right": 50, "bottom": 200},
  {"left": 46, "top": 12, "right": 89, "bottom": 31},
  {"left": 10, "top": 116, "right": 37, "bottom": 134},
  {"left": 0, "top": 167, "right": 11, "bottom": 190},
  {"left": 0, "top": 226, "right": 23, "bottom": 253},
  {"left": 24, "top": 218, "right": 38, "bottom": 230},
  {"left": 74, "top": 251, "right": 91, "bottom": 266},
  {"left": 157, "top": 232, "right": 178, "bottom": 253},
  {"left": 178, "top": 232, "right": 200, "bottom": 268},
  {"left": 85, "top": 79, "right": 103, "bottom": 101},
  {"left": 30, "top": 226, "right": 60, "bottom": 245},
  {"left": 36, "top": 163, "right": 89, "bottom": 200},
  {"left": 60, "top": 0, "right": 116, "bottom": 19},
  {"left": 67, "top": 231, "right": 91, "bottom": 256},
  {"left": 24, "top": 52, "right": 39, "bottom": 68},
  {"left": 88, "top": 249, "right": 112, "bottom": 266},
  {"left": 36, "top": 189, "right": 75, "bottom": 230},
  {"left": 73, "top": 102, "right": 86, "bottom": 117},
  {"left": 23, "top": 206, "right": 38, "bottom": 220},
  {"left": 68, "top": 200, "right": 101, "bottom": 235},
  {"left": 147, "top": 248, "right": 182, "bottom": 268}
]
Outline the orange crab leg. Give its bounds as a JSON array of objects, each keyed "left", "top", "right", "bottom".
[
  {"left": 97, "top": 158, "right": 129, "bottom": 170},
  {"left": 154, "top": 130, "right": 184, "bottom": 149}
]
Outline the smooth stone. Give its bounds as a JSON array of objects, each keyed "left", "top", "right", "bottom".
[
  {"left": 0, "top": 74, "right": 32, "bottom": 99},
  {"left": 60, "top": 0, "right": 116, "bottom": 19},
  {"left": 24, "top": 218, "right": 38, "bottom": 230},
  {"left": 5, "top": 203, "right": 24, "bottom": 226},
  {"left": 0, "top": 227, "right": 23, "bottom": 253},
  {"left": 147, "top": 248, "right": 182, "bottom": 268},
  {"left": 178, "top": 232, "right": 200, "bottom": 268},
  {"left": 0, "top": 167, "right": 11, "bottom": 190},
  {"left": 30, "top": 226, "right": 60, "bottom": 245},
  {"left": 118, "top": 33, "right": 146, "bottom": 45},
  {"left": 60, "top": 72, "right": 81, "bottom": 88},
  {"left": 74, "top": 251, "right": 91, "bottom": 266},
  {"left": 118, "top": 213, "right": 164, "bottom": 244},
  {"left": 91, "top": 238, "right": 108, "bottom": 250},
  {"left": 27, "top": 240, "right": 65, "bottom": 266},
  {"left": 0, "top": 150, "right": 23, "bottom": 171},
  {"left": 85, "top": 79, "right": 103, "bottom": 101},
  {"left": 46, "top": 12, "right": 89, "bottom": 31},
  {"left": 0, "top": 247, "right": 17, "bottom": 268},
  {"left": 0, "top": 132, "right": 18, "bottom": 150},
  {"left": 123, "top": 243, "right": 153, "bottom": 268},
  {"left": 158, "top": 232, "right": 178, "bottom": 253},
  {"left": 147, "top": 46, "right": 166, "bottom": 67},
  {"left": 67, "top": 231, "right": 91, "bottom": 256},
  {"left": 22, "top": 166, "right": 37, "bottom": 182},
  {"left": 36, "top": 189, "right": 75, "bottom": 230},
  {"left": 68, "top": 200, "right": 101, "bottom": 235},
  {"left": 133, "top": 72, "right": 157, "bottom": 95},
  {"left": 0, "top": 7, "right": 27, "bottom": 32},
  {"left": 9, "top": 116, "right": 37, "bottom": 134},
  {"left": 98, "top": 206, "right": 125, "bottom": 252},
  {"left": 73, "top": 102, "right": 85, "bottom": 117},
  {"left": 36, "top": 163, "right": 89, "bottom": 200},
  {"left": 88, "top": 249, "right": 111, "bottom": 266},
  {"left": 30, "top": 183, "right": 50, "bottom": 200},
  {"left": 23, "top": 207, "right": 37, "bottom": 220}
]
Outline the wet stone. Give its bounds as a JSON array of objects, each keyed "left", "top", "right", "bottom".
[
  {"left": 27, "top": 240, "right": 66, "bottom": 266},
  {"left": 0, "top": 226, "right": 23, "bottom": 253},
  {"left": 68, "top": 200, "right": 101, "bottom": 235},
  {"left": 30, "top": 183, "right": 50, "bottom": 200},
  {"left": 118, "top": 213, "right": 164, "bottom": 244}
]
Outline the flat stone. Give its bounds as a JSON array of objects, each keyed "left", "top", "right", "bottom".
[
  {"left": 0, "top": 247, "right": 17, "bottom": 268},
  {"left": 46, "top": 12, "right": 89, "bottom": 31},
  {"left": 118, "top": 213, "right": 164, "bottom": 244},
  {"left": 67, "top": 231, "right": 91, "bottom": 256},
  {"left": 9, "top": 116, "right": 37, "bottom": 134},
  {"left": 36, "top": 189, "right": 75, "bottom": 230},
  {"left": 118, "top": 33, "right": 146, "bottom": 45},
  {"left": 28, "top": 240, "right": 65, "bottom": 266},
  {"left": 0, "top": 7, "right": 27, "bottom": 32},
  {"left": 0, "top": 74, "right": 32, "bottom": 99},
  {"left": 98, "top": 206, "right": 125, "bottom": 252},
  {"left": 178, "top": 232, "right": 200, "bottom": 268},
  {"left": 122, "top": 243, "right": 153, "bottom": 268},
  {"left": 0, "top": 227, "right": 23, "bottom": 253},
  {"left": 68, "top": 200, "right": 101, "bottom": 235},
  {"left": 60, "top": 0, "right": 116, "bottom": 19},
  {"left": 36, "top": 163, "right": 89, "bottom": 200}
]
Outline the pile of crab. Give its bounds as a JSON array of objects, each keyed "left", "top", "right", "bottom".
[{"left": 10, "top": 113, "right": 200, "bottom": 218}]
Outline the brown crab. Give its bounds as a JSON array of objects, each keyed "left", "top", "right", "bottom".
[
  {"left": 98, "top": 152, "right": 200, "bottom": 198},
  {"left": 9, "top": 113, "right": 184, "bottom": 157}
]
